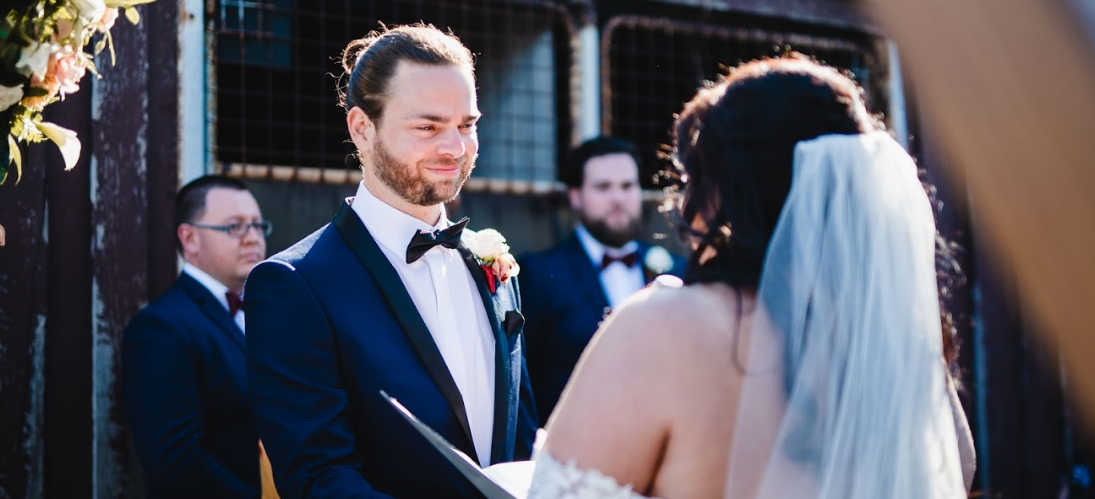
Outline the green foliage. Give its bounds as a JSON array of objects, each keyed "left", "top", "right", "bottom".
[
  {"left": 0, "top": 0, "right": 158, "bottom": 185},
  {"left": 8, "top": 133, "right": 21, "bottom": 183}
]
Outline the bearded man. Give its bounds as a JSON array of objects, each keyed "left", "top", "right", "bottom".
[
  {"left": 243, "top": 24, "right": 536, "bottom": 499},
  {"left": 517, "top": 136, "right": 685, "bottom": 423}
]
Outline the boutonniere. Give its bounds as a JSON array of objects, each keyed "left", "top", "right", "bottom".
[
  {"left": 464, "top": 228, "right": 520, "bottom": 294},
  {"left": 643, "top": 246, "right": 674, "bottom": 275}
]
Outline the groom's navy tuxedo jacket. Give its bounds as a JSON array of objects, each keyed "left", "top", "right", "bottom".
[
  {"left": 518, "top": 235, "right": 685, "bottom": 423},
  {"left": 122, "top": 272, "right": 261, "bottom": 499},
  {"left": 246, "top": 201, "right": 537, "bottom": 499}
]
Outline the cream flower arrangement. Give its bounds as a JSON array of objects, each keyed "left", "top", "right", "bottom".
[{"left": 0, "top": 0, "right": 153, "bottom": 184}]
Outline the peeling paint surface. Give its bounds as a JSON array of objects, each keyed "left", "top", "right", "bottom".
[
  {"left": 23, "top": 314, "right": 46, "bottom": 499},
  {"left": 90, "top": 11, "right": 151, "bottom": 498},
  {"left": 92, "top": 280, "right": 125, "bottom": 499},
  {"left": 179, "top": 0, "right": 207, "bottom": 182}
]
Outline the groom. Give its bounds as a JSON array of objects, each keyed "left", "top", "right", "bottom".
[{"left": 245, "top": 24, "right": 537, "bottom": 499}]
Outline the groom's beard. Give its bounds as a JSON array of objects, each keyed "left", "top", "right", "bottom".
[{"left": 372, "top": 136, "right": 476, "bottom": 206}]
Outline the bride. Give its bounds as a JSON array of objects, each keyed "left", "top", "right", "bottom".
[{"left": 526, "top": 55, "right": 976, "bottom": 498}]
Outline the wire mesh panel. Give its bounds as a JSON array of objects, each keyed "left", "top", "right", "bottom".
[
  {"left": 212, "top": 0, "right": 574, "bottom": 189},
  {"left": 602, "top": 16, "right": 887, "bottom": 188}
]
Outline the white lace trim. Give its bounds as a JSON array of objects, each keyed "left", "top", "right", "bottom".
[{"left": 528, "top": 451, "right": 660, "bottom": 499}]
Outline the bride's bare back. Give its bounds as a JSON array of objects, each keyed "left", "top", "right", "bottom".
[{"left": 540, "top": 282, "right": 756, "bottom": 499}]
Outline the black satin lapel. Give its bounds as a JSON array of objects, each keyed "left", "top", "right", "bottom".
[
  {"left": 333, "top": 202, "right": 478, "bottom": 462},
  {"left": 177, "top": 273, "right": 246, "bottom": 350},
  {"left": 455, "top": 243, "right": 517, "bottom": 463}
]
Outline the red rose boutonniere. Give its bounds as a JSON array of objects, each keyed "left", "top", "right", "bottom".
[{"left": 464, "top": 228, "right": 520, "bottom": 294}]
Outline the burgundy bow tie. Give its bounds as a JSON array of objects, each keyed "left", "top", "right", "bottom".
[
  {"left": 226, "top": 291, "right": 245, "bottom": 316},
  {"left": 601, "top": 251, "right": 638, "bottom": 270}
]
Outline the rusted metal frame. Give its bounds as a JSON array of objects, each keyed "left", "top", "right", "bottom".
[
  {"left": 213, "top": 0, "right": 578, "bottom": 197},
  {"left": 146, "top": 0, "right": 183, "bottom": 299},
  {"left": 599, "top": 14, "right": 876, "bottom": 136},
  {"left": 90, "top": 12, "right": 150, "bottom": 499},
  {"left": 41, "top": 84, "right": 94, "bottom": 499},
  {"left": 0, "top": 138, "right": 50, "bottom": 499},
  {"left": 620, "top": 0, "right": 872, "bottom": 33}
]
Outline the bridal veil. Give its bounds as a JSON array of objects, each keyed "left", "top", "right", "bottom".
[{"left": 724, "top": 132, "right": 966, "bottom": 498}]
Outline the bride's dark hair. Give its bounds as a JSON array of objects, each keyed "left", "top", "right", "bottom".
[
  {"left": 671, "top": 54, "right": 967, "bottom": 467},
  {"left": 670, "top": 54, "right": 875, "bottom": 287},
  {"left": 669, "top": 54, "right": 961, "bottom": 372}
]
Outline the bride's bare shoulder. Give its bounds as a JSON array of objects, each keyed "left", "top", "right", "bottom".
[
  {"left": 599, "top": 282, "right": 751, "bottom": 356},
  {"left": 614, "top": 281, "right": 749, "bottom": 329}
]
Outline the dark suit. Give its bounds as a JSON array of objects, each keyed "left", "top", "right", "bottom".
[
  {"left": 122, "top": 272, "right": 260, "bottom": 499},
  {"left": 518, "top": 235, "right": 685, "bottom": 423},
  {"left": 245, "top": 201, "right": 537, "bottom": 499}
]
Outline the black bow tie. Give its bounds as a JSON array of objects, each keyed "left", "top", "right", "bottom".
[
  {"left": 406, "top": 217, "right": 470, "bottom": 264},
  {"left": 226, "top": 291, "right": 245, "bottom": 316},
  {"left": 601, "top": 251, "right": 639, "bottom": 270}
]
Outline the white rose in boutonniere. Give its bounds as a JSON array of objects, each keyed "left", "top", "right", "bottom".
[
  {"left": 464, "top": 228, "right": 520, "bottom": 293},
  {"left": 643, "top": 246, "right": 674, "bottom": 275}
]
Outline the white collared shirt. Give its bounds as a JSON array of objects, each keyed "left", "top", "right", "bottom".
[
  {"left": 575, "top": 225, "right": 645, "bottom": 308},
  {"left": 182, "top": 262, "right": 246, "bottom": 333},
  {"left": 351, "top": 182, "right": 496, "bottom": 467}
]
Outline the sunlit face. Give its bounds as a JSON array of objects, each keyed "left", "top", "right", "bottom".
[
  {"left": 569, "top": 153, "right": 643, "bottom": 248},
  {"left": 178, "top": 188, "right": 266, "bottom": 292},
  {"left": 353, "top": 61, "right": 480, "bottom": 207}
]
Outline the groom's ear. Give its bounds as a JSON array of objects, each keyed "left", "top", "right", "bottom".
[{"left": 346, "top": 107, "right": 375, "bottom": 153}]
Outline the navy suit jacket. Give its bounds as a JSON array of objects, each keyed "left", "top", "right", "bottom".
[
  {"left": 245, "top": 201, "right": 537, "bottom": 499},
  {"left": 517, "top": 235, "right": 685, "bottom": 423},
  {"left": 122, "top": 272, "right": 260, "bottom": 499}
]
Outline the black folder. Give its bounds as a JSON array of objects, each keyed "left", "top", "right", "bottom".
[{"left": 380, "top": 390, "right": 526, "bottom": 499}]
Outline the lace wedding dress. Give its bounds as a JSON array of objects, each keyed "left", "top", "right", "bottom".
[
  {"left": 523, "top": 428, "right": 659, "bottom": 499},
  {"left": 527, "top": 451, "right": 661, "bottom": 499}
]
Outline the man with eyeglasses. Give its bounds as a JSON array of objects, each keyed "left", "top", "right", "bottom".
[{"left": 122, "top": 174, "right": 271, "bottom": 499}]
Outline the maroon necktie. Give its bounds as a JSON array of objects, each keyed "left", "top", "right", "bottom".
[
  {"left": 601, "top": 252, "right": 638, "bottom": 270},
  {"left": 226, "top": 291, "right": 245, "bottom": 316}
]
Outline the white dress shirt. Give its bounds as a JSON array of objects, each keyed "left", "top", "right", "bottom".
[
  {"left": 351, "top": 182, "right": 497, "bottom": 467},
  {"left": 182, "top": 262, "right": 246, "bottom": 333},
  {"left": 575, "top": 225, "right": 646, "bottom": 308}
]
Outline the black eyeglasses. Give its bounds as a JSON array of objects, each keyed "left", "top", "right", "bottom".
[{"left": 188, "top": 221, "right": 273, "bottom": 238}]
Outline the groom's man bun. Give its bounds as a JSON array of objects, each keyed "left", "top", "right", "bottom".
[{"left": 339, "top": 23, "right": 475, "bottom": 124}]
